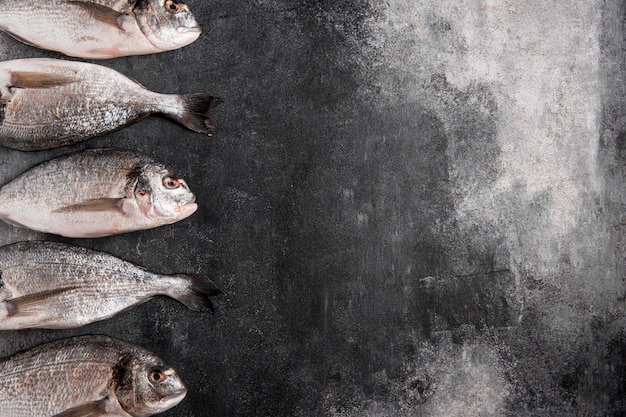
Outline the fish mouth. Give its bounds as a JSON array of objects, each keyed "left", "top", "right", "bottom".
[
  {"left": 175, "top": 202, "right": 198, "bottom": 216},
  {"left": 178, "top": 26, "right": 202, "bottom": 34},
  {"left": 160, "top": 389, "right": 188, "bottom": 409}
]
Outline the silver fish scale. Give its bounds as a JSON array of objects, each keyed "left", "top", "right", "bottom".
[
  {"left": 0, "top": 241, "right": 220, "bottom": 329},
  {"left": 0, "top": 335, "right": 167, "bottom": 417},
  {"left": 0, "top": 241, "right": 185, "bottom": 329},
  {"left": 0, "top": 149, "right": 149, "bottom": 206},
  {"left": 0, "top": 0, "right": 202, "bottom": 415},
  {"left": 0, "top": 361, "right": 111, "bottom": 415},
  {"left": 0, "top": 57, "right": 218, "bottom": 150},
  {"left": 0, "top": 66, "right": 160, "bottom": 149},
  {"left": 0, "top": 0, "right": 201, "bottom": 59},
  {"left": 0, "top": 148, "right": 197, "bottom": 237},
  {"left": 0, "top": 341, "right": 119, "bottom": 415}
]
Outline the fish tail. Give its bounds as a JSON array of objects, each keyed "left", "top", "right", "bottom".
[
  {"left": 174, "top": 274, "right": 222, "bottom": 313},
  {"left": 172, "top": 93, "right": 223, "bottom": 136}
]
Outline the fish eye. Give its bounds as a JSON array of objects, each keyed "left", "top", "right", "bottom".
[
  {"left": 164, "top": 0, "right": 183, "bottom": 13},
  {"left": 162, "top": 177, "right": 179, "bottom": 189},
  {"left": 149, "top": 369, "right": 167, "bottom": 384}
]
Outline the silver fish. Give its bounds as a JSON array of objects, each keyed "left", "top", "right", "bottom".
[
  {"left": 0, "top": 0, "right": 202, "bottom": 59},
  {"left": 0, "top": 241, "right": 221, "bottom": 330},
  {"left": 0, "top": 335, "right": 187, "bottom": 417},
  {"left": 0, "top": 58, "right": 221, "bottom": 151},
  {"left": 0, "top": 148, "right": 198, "bottom": 237}
]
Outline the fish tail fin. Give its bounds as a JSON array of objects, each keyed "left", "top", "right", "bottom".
[
  {"left": 171, "top": 93, "right": 223, "bottom": 136},
  {"left": 174, "top": 274, "right": 222, "bottom": 313}
]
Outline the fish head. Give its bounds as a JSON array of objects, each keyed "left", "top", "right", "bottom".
[
  {"left": 134, "top": 0, "right": 202, "bottom": 52},
  {"left": 116, "top": 355, "right": 188, "bottom": 417},
  {"left": 134, "top": 163, "right": 198, "bottom": 224}
]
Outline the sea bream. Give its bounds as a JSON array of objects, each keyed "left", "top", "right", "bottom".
[
  {"left": 0, "top": 58, "right": 221, "bottom": 151},
  {"left": 0, "top": 148, "right": 198, "bottom": 237},
  {"left": 0, "top": 335, "right": 187, "bottom": 417},
  {"left": 0, "top": 241, "right": 221, "bottom": 330},
  {"left": 0, "top": 0, "right": 202, "bottom": 59}
]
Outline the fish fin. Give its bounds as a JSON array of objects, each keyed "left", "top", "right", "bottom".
[
  {"left": 4, "top": 31, "right": 39, "bottom": 48},
  {"left": 51, "top": 397, "right": 116, "bottom": 417},
  {"left": 67, "top": 1, "right": 127, "bottom": 30},
  {"left": 0, "top": 214, "right": 27, "bottom": 229},
  {"left": 85, "top": 47, "right": 122, "bottom": 59},
  {"left": 4, "top": 287, "right": 78, "bottom": 318},
  {"left": 174, "top": 274, "right": 222, "bottom": 313},
  {"left": 9, "top": 71, "right": 76, "bottom": 89},
  {"left": 52, "top": 198, "right": 125, "bottom": 214},
  {"left": 170, "top": 94, "right": 223, "bottom": 136}
]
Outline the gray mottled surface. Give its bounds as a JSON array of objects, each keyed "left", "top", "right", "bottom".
[{"left": 0, "top": 1, "right": 624, "bottom": 416}]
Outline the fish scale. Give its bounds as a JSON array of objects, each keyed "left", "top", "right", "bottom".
[
  {"left": 0, "top": 59, "right": 169, "bottom": 150},
  {"left": 0, "top": 2, "right": 211, "bottom": 416},
  {"left": 0, "top": 58, "right": 221, "bottom": 151},
  {"left": 0, "top": 241, "right": 221, "bottom": 329},
  {"left": 0, "top": 0, "right": 202, "bottom": 59},
  {"left": 0, "top": 362, "right": 110, "bottom": 414},
  {"left": 0, "top": 148, "right": 198, "bottom": 237},
  {"left": 0, "top": 335, "right": 187, "bottom": 417}
]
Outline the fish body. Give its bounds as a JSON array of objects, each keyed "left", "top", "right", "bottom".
[
  {"left": 0, "top": 335, "right": 187, "bottom": 417},
  {"left": 0, "top": 0, "right": 201, "bottom": 59},
  {"left": 0, "top": 241, "right": 221, "bottom": 330},
  {"left": 0, "top": 58, "right": 220, "bottom": 151},
  {"left": 0, "top": 148, "right": 197, "bottom": 237}
]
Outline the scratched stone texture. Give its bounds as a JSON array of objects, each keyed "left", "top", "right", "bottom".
[{"left": 0, "top": 1, "right": 624, "bottom": 416}]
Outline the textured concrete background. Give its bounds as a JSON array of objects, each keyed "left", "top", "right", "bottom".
[{"left": 0, "top": 1, "right": 624, "bottom": 416}]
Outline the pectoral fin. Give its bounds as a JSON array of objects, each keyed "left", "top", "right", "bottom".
[
  {"left": 67, "top": 1, "right": 127, "bottom": 30},
  {"left": 5, "top": 32, "right": 38, "bottom": 48},
  {"left": 85, "top": 47, "right": 122, "bottom": 59},
  {"left": 4, "top": 287, "right": 77, "bottom": 318},
  {"left": 0, "top": 214, "right": 27, "bottom": 229},
  {"left": 9, "top": 71, "right": 76, "bottom": 89},
  {"left": 52, "top": 398, "right": 118, "bottom": 417},
  {"left": 53, "top": 198, "right": 125, "bottom": 214}
]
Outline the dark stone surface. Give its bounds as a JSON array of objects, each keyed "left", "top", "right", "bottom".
[{"left": 0, "top": 1, "right": 624, "bottom": 416}]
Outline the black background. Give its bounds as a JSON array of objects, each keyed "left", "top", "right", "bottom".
[{"left": 0, "top": 1, "right": 624, "bottom": 416}]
